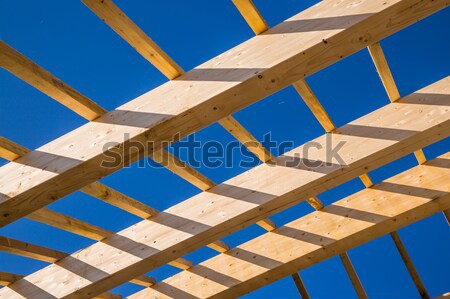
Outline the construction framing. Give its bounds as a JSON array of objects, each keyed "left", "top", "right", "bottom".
[{"left": 0, "top": 0, "right": 448, "bottom": 298}]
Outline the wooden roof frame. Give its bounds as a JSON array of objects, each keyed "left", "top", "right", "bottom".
[{"left": 0, "top": 0, "right": 448, "bottom": 298}]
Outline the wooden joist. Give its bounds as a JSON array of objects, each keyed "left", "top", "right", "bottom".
[
  {"left": 82, "top": 0, "right": 183, "bottom": 80},
  {"left": 0, "top": 41, "right": 106, "bottom": 121},
  {"left": 339, "top": 252, "right": 368, "bottom": 299},
  {"left": 0, "top": 272, "right": 23, "bottom": 287},
  {"left": 232, "top": 0, "right": 269, "bottom": 35},
  {"left": 292, "top": 80, "right": 336, "bottom": 133},
  {"left": 291, "top": 272, "right": 310, "bottom": 299},
  {"left": 390, "top": 231, "right": 430, "bottom": 299},
  {"left": 367, "top": 41, "right": 428, "bottom": 166},
  {"left": 126, "top": 152, "right": 450, "bottom": 299},
  {"left": 1, "top": 76, "right": 448, "bottom": 298},
  {"left": 27, "top": 208, "right": 113, "bottom": 241},
  {"left": 0, "top": 236, "right": 67, "bottom": 263},
  {"left": 1, "top": 0, "right": 444, "bottom": 228},
  {"left": 149, "top": 149, "right": 216, "bottom": 191}
]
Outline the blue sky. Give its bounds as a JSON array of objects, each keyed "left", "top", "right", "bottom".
[{"left": 0, "top": 0, "right": 449, "bottom": 298}]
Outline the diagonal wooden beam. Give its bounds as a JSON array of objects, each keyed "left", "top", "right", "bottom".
[
  {"left": 82, "top": 0, "right": 183, "bottom": 80},
  {"left": 292, "top": 79, "right": 336, "bottom": 133},
  {"left": 1, "top": 0, "right": 444, "bottom": 228},
  {"left": 339, "top": 252, "right": 368, "bottom": 299},
  {"left": 390, "top": 231, "right": 430, "bottom": 299},
  {"left": 291, "top": 272, "right": 310, "bottom": 299},
  {"left": 1, "top": 76, "right": 448, "bottom": 298},
  {"left": 367, "top": 41, "right": 427, "bottom": 165},
  {"left": 126, "top": 152, "right": 450, "bottom": 299},
  {"left": 232, "top": 0, "right": 269, "bottom": 35},
  {"left": 0, "top": 272, "right": 23, "bottom": 287},
  {"left": 0, "top": 41, "right": 106, "bottom": 121},
  {"left": 0, "top": 236, "right": 67, "bottom": 263}
]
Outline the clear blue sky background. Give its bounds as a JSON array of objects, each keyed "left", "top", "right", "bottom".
[{"left": 0, "top": 0, "right": 449, "bottom": 298}]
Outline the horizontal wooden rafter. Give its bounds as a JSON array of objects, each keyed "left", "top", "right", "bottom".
[
  {"left": 0, "top": 41, "right": 106, "bottom": 121},
  {"left": 0, "top": 236, "right": 67, "bottom": 263},
  {"left": 1, "top": 76, "right": 448, "bottom": 298},
  {"left": 127, "top": 152, "right": 450, "bottom": 298}
]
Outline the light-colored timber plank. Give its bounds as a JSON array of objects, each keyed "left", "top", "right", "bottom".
[
  {"left": 127, "top": 153, "right": 450, "bottom": 299},
  {"left": 339, "top": 252, "right": 368, "bottom": 299},
  {"left": 207, "top": 240, "right": 231, "bottom": 253},
  {"left": 232, "top": 0, "right": 269, "bottom": 35},
  {"left": 0, "top": 236, "right": 67, "bottom": 263},
  {"left": 359, "top": 173, "right": 374, "bottom": 188},
  {"left": 1, "top": 0, "right": 445, "bottom": 228},
  {"left": 0, "top": 138, "right": 229, "bottom": 254},
  {"left": 219, "top": 115, "right": 274, "bottom": 163},
  {"left": 1, "top": 76, "right": 448, "bottom": 298},
  {"left": 81, "top": 0, "right": 183, "bottom": 80},
  {"left": 390, "top": 231, "right": 430, "bottom": 299},
  {"left": 80, "top": 182, "right": 158, "bottom": 219},
  {"left": 367, "top": 41, "right": 401, "bottom": 102},
  {"left": 129, "top": 276, "right": 156, "bottom": 288},
  {"left": 306, "top": 197, "right": 324, "bottom": 210},
  {"left": 414, "top": 149, "right": 427, "bottom": 165},
  {"left": 149, "top": 149, "right": 216, "bottom": 191},
  {"left": 0, "top": 137, "right": 29, "bottom": 161},
  {"left": 167, "top": 258, "right": 193, "bottom": 270},
  {"left": 292, "top": 79, "right": 336, "bottom": 132},
  {"left": 0, "top": 41, "right": 106, "bottom": 120},
  {"left": 291, "top": 272, "right": 310, "bottom": 299},
  {"left": 256, "top": 218, "right": 277, "bottom": 232},
  {"left": 0, "top": 272, "right": 23, "bottom": 286},
  {"left": 27, "top": 208, "right": 113, "bottom": 241}
]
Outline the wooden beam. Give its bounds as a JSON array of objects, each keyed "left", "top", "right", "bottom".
[
  {"left": 93, "top": 292, "right": 122, "bottom": 299},
  {"left": 0, "top": 137, "right": 29, "bottom": 161},
  {"left": 359, "top": 173, "right": 374, "bottom": 188},
  {"left": 1, "top": 0, "right": 443, "bottom": 227},
  {"left": 219, "top": 116, "right": 274, "bottom": 163},
  {"left": 292, "top": 80, "right": 336, "bottom": 133},
  {"left": 232, "top": 0, "right": 269, "bottom": 35},
  {"left": 126, "top": 153, "right": 450, "bottom": 299},
  {"left": 339, "top": 252, "right": 368, "bottom": 299},
  {"left": 2, "top": 77, "right": 448, "bottom": 298},
  {"left": 390, "top": 231, "right": 430, "bottom": 299},
  {"left": 0, "top": 272, "right": 23, "bottom": 286},
  {"left": 27, "top": 208, "right": 113, "bottom": 241},
  {"left": 367, "top": 41, "right": 400, "bottom": 102},
  {"left": 167, "top": 258, "right": 193, "bottom": 270},
  {"left": 0, "top": 236, "right": 67, "bottom": 263},
  {"left": 291, "top": 272, "right": 310, "bottom": 299},
  {"left": 434, "top": 293, "right": 450, "bottom": 299},
  {"left": 0, "top": 41, "right": 106, "bottom": 121},
  {"left": 306, "top": 197, "right": 324, "bottom": 210},
  {"left": 82, "top": 0, "right": 183, "bottom": 79},
  {"left": 367, "top": 42, "right": 428, "bottom": 166},
  {"left": 414, "top": 149, "right": 427, "bottom": 165},
  {"left": 149, "top": 149, "right": 216, "bottom": 191},
  {"left": 256, "top": 218, "right": 277, "bottom": 232},
  {"left": 80, "top": 182, "right": 158, "bottom": 219}
]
